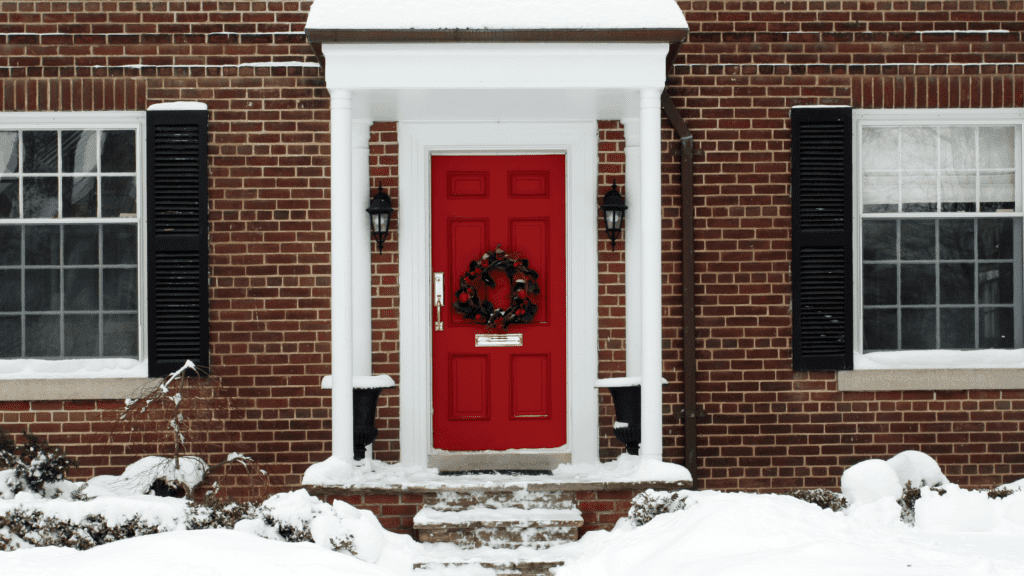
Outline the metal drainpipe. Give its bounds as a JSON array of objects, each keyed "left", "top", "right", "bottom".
[{"left": 661, "top": 88, "right": 704, "bottom": 482}]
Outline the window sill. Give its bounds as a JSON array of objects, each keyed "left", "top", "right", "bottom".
[
  {"left": 838, "top": 369, "right": 1024, "bottom": 391},
  {"left": 0, "top": 377, "right": 161, "bottom": 401}
]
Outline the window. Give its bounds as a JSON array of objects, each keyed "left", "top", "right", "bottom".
[
  {"left": 855, "top": 111, "right": 1022, "bottom": 355},
  {"left": 0, "top": 114, "right": 144, "bottom": 373}
]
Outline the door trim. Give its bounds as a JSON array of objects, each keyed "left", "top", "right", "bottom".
[{"left": 398, "top": 121, "right": 599, "bottom": 468}]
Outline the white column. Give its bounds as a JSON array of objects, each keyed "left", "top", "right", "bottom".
[
  {"left": 639, "top": 89, "right": 663, "bottom": 461},
  {"left": 330, "top": 89, "right": 354, "bottom": 463},
  {"left": 351, "top": 120, "right": 373, "bottom": 379},
  {"left": 622, "top": 119, "right": 641, "bottom": 380}
]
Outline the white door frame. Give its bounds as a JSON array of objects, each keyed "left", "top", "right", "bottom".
[{"left": 398, "top": 121, "right": 599, "bottom": 468}]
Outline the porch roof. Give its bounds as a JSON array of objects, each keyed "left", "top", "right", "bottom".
[{"left": 305, "top": 0, "right": 689, "bottom": 44}]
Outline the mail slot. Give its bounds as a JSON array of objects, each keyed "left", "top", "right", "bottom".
[{"left": 475, "top": 333, "right": 524, "bottom": 347}]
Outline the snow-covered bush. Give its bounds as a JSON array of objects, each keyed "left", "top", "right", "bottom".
[
  {"left": 0, "top": 507, "right": 164, "bottom": 550},
  {"left": 841, "top": 458, "right": 904, "bottom": 507},
  {"left": 628, "top": 489, "right": 687, "bottom": 526},
  {"left": 236, "top": 489, "right": 357, "bottom": 554},
  {"left": 788, "top": 488, "right": 848, "bottom": 512},
  {"left": 0, "top": 427, "right": 78, "bottom": 498},
  {"left": 887, "top": 450, "right": 948, "bottom": 488},
  {"left": 185, "top": 499, "right": 258, "bottom": 530}
]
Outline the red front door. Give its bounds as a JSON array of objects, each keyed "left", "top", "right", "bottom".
[{"left": 431, "top": 155, "right": 567, "bottom": 451}]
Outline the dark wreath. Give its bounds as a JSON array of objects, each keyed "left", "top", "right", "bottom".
[{"left": 452, "top": 245, "right": 540, "bottom": 329}]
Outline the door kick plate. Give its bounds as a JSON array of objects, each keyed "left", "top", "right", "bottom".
[{"left": 475, "top": 333, "right": 523, "bottom": 347}]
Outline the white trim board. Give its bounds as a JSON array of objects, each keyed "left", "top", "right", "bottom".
[{"left": 398, "top": 121, "right": 599, "bottom": 468}]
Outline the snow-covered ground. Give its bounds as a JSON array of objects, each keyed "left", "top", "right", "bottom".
[{"left": 2, "top": 453, "right": 1023, "bottom": 576}]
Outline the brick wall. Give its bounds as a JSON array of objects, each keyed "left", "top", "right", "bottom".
[{"left": 671, "top": 1, "right": 1024, "bottom": 490}]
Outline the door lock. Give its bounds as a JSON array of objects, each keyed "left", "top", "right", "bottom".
[{"left": 433, "top": 272, "right": 444, "bottom": 331}]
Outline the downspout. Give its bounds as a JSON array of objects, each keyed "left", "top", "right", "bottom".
[{"left": 661, "top": 88, "right": 703, "bottom": 482}]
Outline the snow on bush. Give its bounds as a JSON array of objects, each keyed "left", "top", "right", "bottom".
[
  {"left": 0, "top": 427, "right": 78, "bottom": 498},
  {"left": 628, "top": 489, "right": 687, "bottom": 526},
  {"left": 887, "top": 450, "right": 948, "bottom": 488},
  {"left": 841, "top": 459, "right": 903, "bottom": 506},
  {"left": 787, "top": 488, "right": 848, "bottom": 512}
]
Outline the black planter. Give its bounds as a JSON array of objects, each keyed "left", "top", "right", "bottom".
[
  {"left": 353, "top": 387, "right": 386, "bottom": 461},
  {"left": 608, "top": 386, "right": 641, "bottom": 455}
]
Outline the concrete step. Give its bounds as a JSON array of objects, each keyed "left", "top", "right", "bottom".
[
  {"left": 414, "top": 560, "right": 564, "bottom": 576},
  {"left": 414, "top": 506, "right": 583, "bottom": 550},
  {"left": 425, "top": 488, "right": 575, "bottom": 511}
]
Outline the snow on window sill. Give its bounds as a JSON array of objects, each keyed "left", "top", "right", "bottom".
[
  {"left": 839, "top": 350, "right": 1024, "bottom": 391},
  {"left": 0, "top": 359, "right": 158, "bottom": 401}
]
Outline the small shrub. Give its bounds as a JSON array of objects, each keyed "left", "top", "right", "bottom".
[
  {"left": 0, "top": 508, "right": 163, "bottom": 551},
  {"left": 987, "top": 487, "right": 1018, "bottom": 500},
  {"left": 628, "top": 489, "right": 687, "bottom": 527},
  {"left": 897, "top": 481, "right": 945, "bottom": 525},
  {"left": 0, "top": 427, "right": 78, "bottom": 497},
  {"left": 788, "top": 489, "right": 848, "bottom": 512},
  {"left": 185, "top": 499, "right": 258, "bottom": 530}
]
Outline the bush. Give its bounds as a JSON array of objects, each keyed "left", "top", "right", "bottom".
[
  {"left": 628, "top": 489, "right": 687, "bottom": 527},
  {"left": 788, "top": 489, "right": 848, "bottom": 512},
  {"left": 987, "top": 487, "right": 1019, "bottom": 500},
  {"left": 0, "top": 509, "right": 163, "bottom": 551},
  {"left": 0, "top": 427, "right": 78, "bottom": 497},
  {"left": 898, "top": 481, "right": 946, "bottom": 525},
  {"left": 185, "top": 499, "right": 259, "bottom": 530}
]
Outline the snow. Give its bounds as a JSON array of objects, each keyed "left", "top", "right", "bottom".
[
  {"left": 147, "top": 102, "right": 208, "bottom": 111},
  {"left": 841, "top": 459, "right": 903, "bottom": 506},
  {"left": 888, "top": 450, "right": 949, "bottom": 488},
  {"left": 594, "top": 377, "right": 668, "bottom": 388},
  {"left": 0, "top": 358, "right": 147, "bottom": 379},
  {"left": 81, "top": 456, "right": 208, "bottom": 498},
  {"left": 413, "top": 506, "right": 582, "bottom": 524},
  {"left": 855, "top": 349, "right": 1024, "bottom": 370},
  {"left": 321, "top": 374, "right": 397, "bottom": 390},
  {"left": 305, "top": 0, "right": 688, "bottom": 31},
  {"left": 302, "top": 454, "right": 692, "bottom": 487}
]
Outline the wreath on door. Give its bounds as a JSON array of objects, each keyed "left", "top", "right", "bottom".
[{"left": 452, "top": 245, "right": 540, "bottom": 329}]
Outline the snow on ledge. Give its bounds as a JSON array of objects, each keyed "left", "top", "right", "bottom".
[
  {"left": 854, "top": 349, "right": 1024, "bottom": 370},
  {"left": 0, "top": 358, "right": 148, "bottom": 379},
  {"left": 306, "top": 0, "right": 688, "bottom": 31},
  {"left": 320, "top": 374, "right": 397, "bottom": 389},
  {"left": 595, "top": 376, "right": 669, "bottom": 388},
  {"left": 147, "top": 101, "right": 208, "bottom": 111},
  {"left": 302, "top": 453, "right": 692, "bottom": 488}
]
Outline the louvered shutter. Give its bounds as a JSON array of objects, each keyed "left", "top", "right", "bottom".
[
  {"left": 790, "top": 107, "right": 853, "bottom": 371},
  {"left": 146, "top": 109, "right": 209, "bottom": 376}
]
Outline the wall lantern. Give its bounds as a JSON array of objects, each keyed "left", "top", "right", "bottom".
[
  {"left": 601, "top": 180, "right": 628, "bottom": 249},
  {"left": 366, "top": 183, "right": 394, "bottom": 254}
]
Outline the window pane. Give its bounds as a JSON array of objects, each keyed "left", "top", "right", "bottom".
[
  {"left": 863, "top": 173, "right": 899, "bottom": 212},
  {"left": 0, "top": 226, "right": 19, "bottom": 265},
  {"left": 979, "top": 173, "right": 1015, "bottom": 212},
  {"left": 23, "top": 131, "right": 57, "bottom": 173},
  {"left": 863, "top": 128, "right": 899, "bottom": 170},
  {"left": 864, "top": 308, "right": 898, "bottom": 351},
  {"left": 900, "top": 220, "right": 936, "bottom": 260},
  {"left": 100, "top": 176, "right": 136, "bottom": 217},
  {"left": 25, "top": 269, "right": 60, "bottom": 311},
  {"left": 64, "top": 314, "right": 99, "bottom": 357},
  {"left": 62, "top": 176, "right": 97, "bottom": 218},
  {"left": 979, "top": 126, "right": 1015, "bottom": 169},
  {"left": 901, "top": 172, "right": 937, "bottom": 212},
  {"left": 64, "top": 224, "right": 99, "bottom": 265},
  {"left": 979, "top": 308, "right": 1015, "bottom": 348},
  {"left": 103, "top": 268, "right": 136, "bottom": 311},
  {"left": 0, "top": 317, "right": 20, "bottom": 357},
  {"left": 64, "top": 268, "right": 99, "bottom": 311},
  {"left": 23, "top": 176, "right": 58, "bottom": 218},
  {"left": 863, "top": 264, "right": 897, "bottom": 305},
  {"left": 102, "top": 313, "right": 138, "bottom": 357},
  {"left": 939, "top": 126, "right": 976, "bottom": 170},
  {"left": 901, "top": 308, "right": 937, "bottom": 350},
  {"left": 901, "top": 264, "right": 936, "bottom": 304},
  {"left": 938, "top": 220, "right": 975, "bottom": 260},
  {"left": 978, "top": 263, "right": 1014, "bottom": 305},
  {"left": 0, "top": 178, "right": 17, "bottom": 219},
  {"left": 863, "top": 220, "right": 897, "bottom": 260},
  {"left": 0, "top": 270, "right": 20, "bottom": 312},
  {"left": 939, "top": 263, "right": 974, "bottom": 304},
  {"left": 940, "top": 308, "right": 975, "bottom": 349},
  {"left": 939, "top": 172, "right": 975, "bottom": 212},
  {"left": 25, "top": 225, "right": 59, "bottom": 265},
  {"left": 100, "top": 131, "right": 136, "bottom": 172},
  {"left": 901, "top": 127, "right": 937, "bottom": 170},
  {"left": 978, "top": 219, "right": 1014, "bottom": 259},
  {"left": 0, "top": 131, "right": 17, "bottom": 173},
  {"left": 103, "top": 224, "right": 137, "bottom": 265},
  {"left": 61, "top": 130, "right": 97, "bottom": 173},
  {"left": 25, "top": 314, "right": 59, "bottom": 357}
]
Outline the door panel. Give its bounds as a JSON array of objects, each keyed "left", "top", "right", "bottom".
[{"left": 431, "top": 155, "right": 566, "bottom": 451}]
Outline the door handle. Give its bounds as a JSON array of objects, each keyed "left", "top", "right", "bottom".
[{"left": 433, "top": 272, "right": 444, "bottom": 331}]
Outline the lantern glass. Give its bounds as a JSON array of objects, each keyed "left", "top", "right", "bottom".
[
  {"left": 601, "top": 181, "right": 627, "bottom": 249},
  {"left": 366, "top": 184, "right": 394, "bottom": 254}
]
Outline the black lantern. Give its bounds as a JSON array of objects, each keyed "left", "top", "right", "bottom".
[
  {"left": 601, "top": 180, "right": 628, "bottom": 249},
  {"left": 366, "top": 183, "right": 394, "bottom": 254}
]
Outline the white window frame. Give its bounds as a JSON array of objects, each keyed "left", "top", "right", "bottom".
[
  {"left": 0, "top": 112, "right": 152, "bottom": 397},
  {"left": 844, "top": 108, "right": 1024, "bottom": 390}
]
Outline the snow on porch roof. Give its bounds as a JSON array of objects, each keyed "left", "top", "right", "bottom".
[{"left": 305, "top": 0, "right": 689, "bottom": 43}]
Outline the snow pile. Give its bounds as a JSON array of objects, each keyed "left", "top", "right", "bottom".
[
  {"left": 83, "top": 456, "right": 208, "bottom": 498},
  {"left": 915, "top": 484, "right": 1024, "bottom": 533},
  {"left": 235, "top": 489, "right": 417, "bottom": 573},
  {"left": 887, "top": 450, "right": 949, "bottom": 488},
  {"left": 855, "top": 348, "right": 1024, "bottom": 370},
  {"left": 841, "top": 451, "right": 950, "bottom": 506}
]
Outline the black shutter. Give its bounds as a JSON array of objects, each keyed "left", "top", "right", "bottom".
[
  {"left": 791, "top": 107, "right": 853, "bottom": 371},
  {"left": 146, "top": 109, "right": 209, "bottom": 376}
]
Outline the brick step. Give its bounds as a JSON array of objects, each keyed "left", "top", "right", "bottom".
[
  {"left": 414, "top": 560, "right": 564, "bottom": 576},
  {"left": 425, "top": 488, "right": 575, "bottom": 511},
  {"left": 415, "top": 507, "right": 584, "bottom": 549}
]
